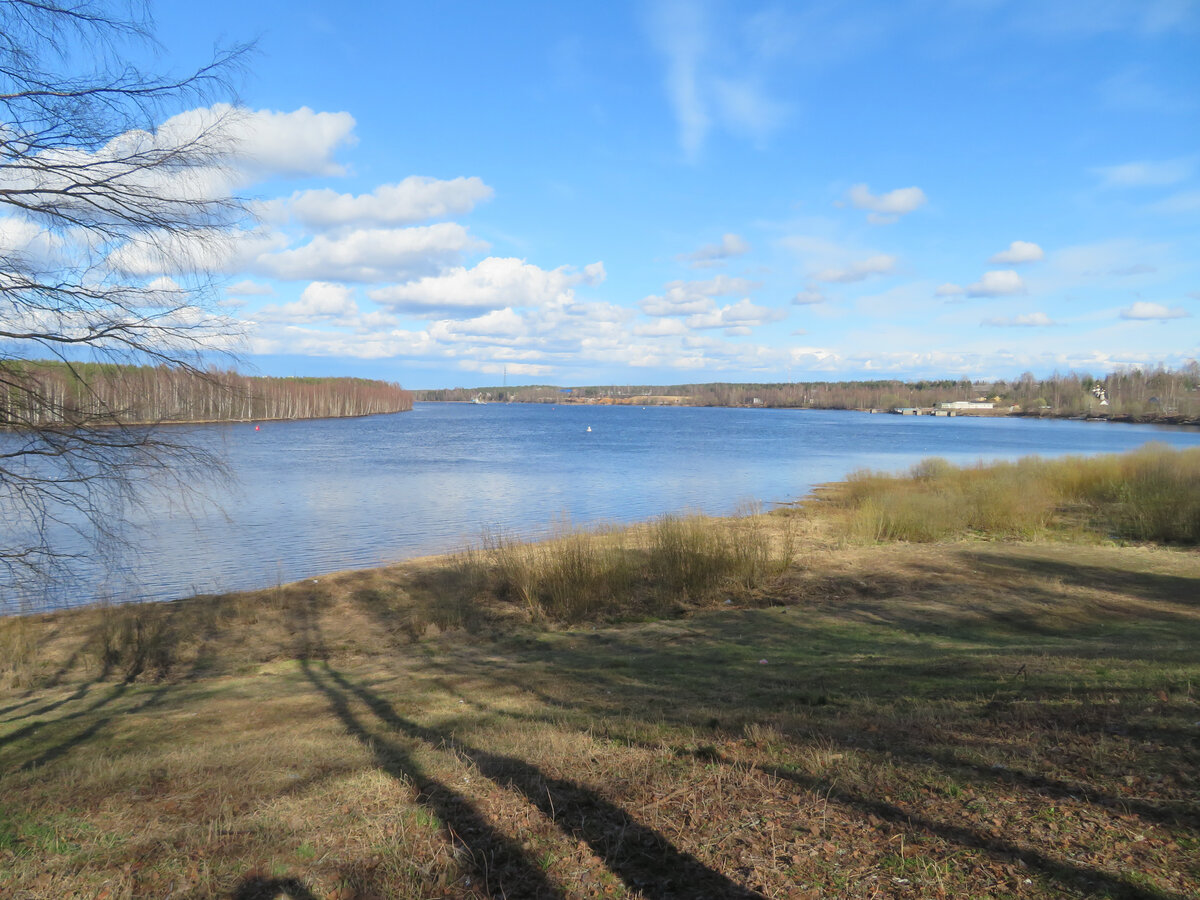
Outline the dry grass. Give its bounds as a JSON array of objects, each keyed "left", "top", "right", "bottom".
[{"left": 835, "top": 443, "right": 1200, "bottom": 544}]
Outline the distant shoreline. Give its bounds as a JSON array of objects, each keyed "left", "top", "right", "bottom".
[{"left": 421, "top": 399, "right": 1200, "bottom": 428}]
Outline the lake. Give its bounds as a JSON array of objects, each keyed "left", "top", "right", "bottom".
[{"left": 8, "top": 402, "right": 1200, "bottom": 612}]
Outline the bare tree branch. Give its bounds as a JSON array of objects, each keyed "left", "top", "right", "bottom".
[{"left": 1, "top": 0, "right": 250, "bottom": 612}]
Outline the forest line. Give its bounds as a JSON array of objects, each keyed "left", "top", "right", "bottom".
[
  {"left": 417, "top": 362, "right": 1200, "bottom": 423},
  {"left": 1, "top": 361, "right": 413, "bottom": 428}
]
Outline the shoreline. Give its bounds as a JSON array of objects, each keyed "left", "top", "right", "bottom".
[{"left": 421, "top": 398, "right": 1200, "bottom": 428}]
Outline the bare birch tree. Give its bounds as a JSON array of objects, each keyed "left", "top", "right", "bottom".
[{"left": 0, "top": 0, "right": 250, "bottom": 609}]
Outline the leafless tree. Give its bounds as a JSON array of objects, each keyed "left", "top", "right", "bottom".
[{"left": 0, "top": 0, "right": 250, "bottom": 610}]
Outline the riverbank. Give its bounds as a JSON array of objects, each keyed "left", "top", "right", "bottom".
[{"left": 2, "top": 450, "right": 1197, "bottom": 898}]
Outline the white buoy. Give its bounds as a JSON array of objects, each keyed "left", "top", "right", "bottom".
[{"left": 586, "top": 425, "right": 592, "bottom": 432}]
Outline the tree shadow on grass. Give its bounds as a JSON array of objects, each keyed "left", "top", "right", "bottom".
[
  {"left": 17, "top": 682, "right": 169, "bottom": 771},
  {"left": 965, "top": 551, "right": 1200, "bottom": 610},
  {"left": 420, "top": 613, "right": 1196, "bottom": 900},
  {"left": 321, "top": 664, "right": 764, "bottom": 900},
  {"left": 0, "top": 680, "right": 129, "bottom": 755},
  {"left": 300, "top": 658, "right": 565, "bottom": 899},
  {"left": 231, "top": 875, "right": 319, "bottom": 899},
  {"left": 757, "top": 758, "right": 1189, "bottom": 900},
  {"left": 0, "top": 678, "right": 96, "bottom": 725}
]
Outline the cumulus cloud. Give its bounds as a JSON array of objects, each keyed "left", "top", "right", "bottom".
[
  {"left": 222, "top": 106, "right": 357, "bottom": 180},
  {"left": 140, "top": 105, "right": 357, "bottom": 194},
  {"left": 989, "top": 241, "right": 1044, "bottom": 264},
  {"left": 814, "top": 254, "right": 896, "bottom": 283},
  {"left": 640, "top": 274, "right": 760, "bottom": 316},
  {"left": 633, "top": 318, "right": 689, "bottom": 337},
  {"left": 256, "top": 224, "right": 485, "bottom": 283},
  {"left": 1092, "top": 157, "right": 1195, "bottom": 188},
  {"left": 685, "top": 298, "right": 784, "bottom": 332},
  {"left": 983, "top": 312, "right": 1056, "bottom": 327},
  {"left": 966, "top": 270, "right": 1026, "bottom": 297},
  {"left": 257, "top": 282, "right": 360, "bottom": 324},
  {"left": 681, "top": 232, "right": 750, "bottom": 267},
  {"left": 368, "top": 256, "right": 604, "bottom": 317},
  {"left": 430, "top": 308, "right": 528, "bottom": 340},
  {"left": 0, "top": 215, "right": 63, "bottom": 266},
  {"left": 938, "top": 270, "right": 1027, "bottom": 299},
  {"left": 269, "top": 176, "right": 494, "bottom": 230},
  {"left": 846, "top": 184, "right": 927, "bottom": 225},
  {"left": 1119, "top": 302, "right": 1190, "bottom": 320},
  {"left": 109, "top": 226, "right": 290, "bottom": 278}
]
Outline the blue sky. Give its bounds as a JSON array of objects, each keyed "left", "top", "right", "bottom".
[{"left": 138, "top": 1, "right": 1200, "bottom": 387}]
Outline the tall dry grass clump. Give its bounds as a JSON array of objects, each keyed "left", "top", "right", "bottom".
[
  {"left": 484, "top": 524, "right": 636, "bottom": 622},
  {"left": 839, "top": 443, "right": 1200, "bottom": 544},
  {"left": 483, "top": 510, "right": 795, "bottom": 621}
]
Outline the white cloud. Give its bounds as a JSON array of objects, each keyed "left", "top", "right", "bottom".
[
  {"left": 989, "top": 241, "right": 1044, "bottom": 264},
  {"left": 792, "top": 286, "right": 827, "bottom": 305},
  {"left": 936, "top": 283, "right": 966, "bottom": 297},
  {"left": 1092, "top": 157, "right": 1195, "bottom": 188},
  {"left": 647, "top": 0, "right": 710, "bottom": 160},
  {"left": 221, "top": 106, "right": 357, "bottom": 180},
  {"left": 460, "top": 360, "right": 555, "bottom": 377},
  {"left": 983, "top": 312, "right": 1056, "bottom": 327},
  {"left": 814, "top": 254, "right": 897, "bottom": 283},
  {"left": 966, "top": 270, "right": 1026, "bottom": 297},
  {"left": 633, "top": 318, "right": 689, "bottom": 337},
  {"left": 256, "top": 224, "right": 485, "bottom": 283},
  {"left": 645, "top": 0, "right": 787, "bottom": 159},
  {"left": 109, "top": 226, "right": 290, "bottom": 278},
  {"left": 430, "top": 308, "right": 527, "bottom": 340},
  {"left": 144, "top": 105, "right": 357, "bottom": 193},
  {"left": 1119, "top": 302, "right": 1190, "bottom": 320},
  {"left": 271, "top": 176, "right": 494, "bottom": 230},
  {"left": 685, "top": 298, "right": 784, "bottom": 332},
  {"left": 368, "top": 256, "right": 603, "bottom": 317},
  {"left": 257, "top": 282, "right": 360, "bottom": 324},
  {"left": 226, "top": 279, "right": 275, "bottom": 297},
  {"left": 0, "top": 215, "right": 63, "bottom": 266},
  {"left": 681, "top": 233, "right": 750, "bottom": 267},
  {"left": 846, "top": 184, "right": 927, "bottom": 225},
  {"left": 640, "top": 274, "right": 760, "bottom": 316}
]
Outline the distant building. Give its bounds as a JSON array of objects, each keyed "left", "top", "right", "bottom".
[{"left": 936, "top": 401, "right": 995, "bottom": 410}]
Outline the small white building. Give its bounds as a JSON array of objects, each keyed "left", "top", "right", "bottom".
[{"left": 936, "top": 401, "right": 995, "bottom": 410}]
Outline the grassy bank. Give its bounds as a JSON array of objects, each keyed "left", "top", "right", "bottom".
[
  {"left": 832, "top": 443, "right": 1200, "bottom": 545},
  {"left": 1, "top": 449, "right": 1198, "bottom": 898}
]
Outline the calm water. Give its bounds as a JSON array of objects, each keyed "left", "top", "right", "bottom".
[{"left": 9, "top": 402, "right": 1200, "bottom": 610}]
